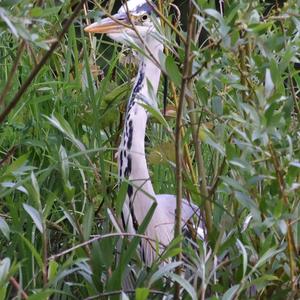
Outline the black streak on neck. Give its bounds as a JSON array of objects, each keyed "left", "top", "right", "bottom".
[{"left": 126, "top": 64, "right": 145, "bottom": 115}]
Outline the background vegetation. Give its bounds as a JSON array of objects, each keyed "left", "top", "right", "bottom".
[{"left": 0, "top": 0, "right": 299, "bottom": 299}]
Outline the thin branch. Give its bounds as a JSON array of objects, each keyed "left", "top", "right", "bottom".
[
  {"left": 0, "top": 146, "right": 17, "bottom": 167},
  {"left": 84, "top": 289, "right": 166, "bottom": 299},
  {"left": 268, "top": 142, "right": 297, "bottom": 290},
  {"left": 49, "top": 232, "right": 167, "bottom": 260},
  {"left": 9, "top": 277, "right": 28, "bottom": 299},
  {"left": 145, "top": 0, "right": 186, "bottom": 45}
]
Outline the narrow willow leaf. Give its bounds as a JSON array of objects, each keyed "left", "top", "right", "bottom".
[
  {"left": 264, "top": 68, "right": 274, "bottom": 98},
  {"left": 115, "top": 181, "right": 128, "bottom": 216},
  {"left": 82, "top": 204, "right": 94, "bottom": 240},
  {"left": 0, "top": 258, "right": 10, "bottom": 284},
  {"left": 220, "top": 176, "right": 247, "bottom": 193},
  {"left": 0, "top": 218, "right": 10, "bottom": 240},
  {"left": 0, "top": 8, "right": 18, "bottom": 37},
  {"left": 236, "top": 239, "right": 247, "bottom": 278},
  {"left": 59, "top": 145, "right": 69, "bottom": 183},
  {"left": 30, "top": 172, "right": 41, "bottom": 208},
  {"left": 222, "top": 284, "right": 239, "bottom": 300},
  {"left": 23, "top": 203, "right": 43, "bottom": 233},
  {"left": 139, "top": 102, "right": 170, "bottom": 131},
  {"left": 149, "top": 261, "right": 182, "bottom": 286},
  {"left": 1, "top": 182, "right": 28, "bottom": 195},
  {"left": 167, "top": 273, "right": 197, "bottom": 300},
  {"left": 165, "top": 55, "right": 181, "bottom": 87},
  {"left": 204, "top": 8, "right": 223, "bottom": 20},
  {"left": 3, "top": 154, "right": 30, "bottom": 176},
  {"left": 62, "top": 208, "right": 79, "bottom": 234},
  {"left": 46, "top": 114, "right": 86, "bottom": 151},
  {"left": 251, "top": 247, "right": 284, "bottom": 274},
  {"left": 245, "top": 274, "right": 280, "bottom": 289}
]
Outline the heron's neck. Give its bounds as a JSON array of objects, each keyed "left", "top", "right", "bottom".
[
  {"left": 119, "top": 40, "right": 162, "bottom": 218},
  {"left": 138, "top": 46, "right": 162, "bottom": 100}
]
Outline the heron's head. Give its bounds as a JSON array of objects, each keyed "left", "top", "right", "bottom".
[{"left": 84, "top": 0, "right": 159, "bottom": 47}]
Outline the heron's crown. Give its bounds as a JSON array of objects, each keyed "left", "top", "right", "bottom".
[{"left": 118, "top": 0, "right": 155, "bottom": 16}]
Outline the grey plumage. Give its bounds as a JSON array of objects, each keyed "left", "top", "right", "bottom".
[{"left": 85, "top": 0, "right": 203, "bottom": 266}]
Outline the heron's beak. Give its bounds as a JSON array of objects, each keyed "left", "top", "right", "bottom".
[{"left": 84, "top": 13, "right": 130, "bottom": 34}]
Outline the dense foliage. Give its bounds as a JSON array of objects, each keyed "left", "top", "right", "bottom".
[{"left": 0, "top": 0, "right": 299, "bottom": 299}]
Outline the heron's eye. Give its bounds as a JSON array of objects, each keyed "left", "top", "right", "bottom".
[{"left": 141, "top": 14, "right": 149, "bottom": 22}]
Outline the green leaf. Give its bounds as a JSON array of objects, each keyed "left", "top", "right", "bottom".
[
  {"left": 167, "top": 273, "right": 197, "bottom": 300},
  {"left": 48, "top": 260, "right": 58, "bottom": 282},
  {"left": 199, "top": 128, "right": 225, "bottom": 156},
  {"left": 0, "top": 258, "right": 10, "bottom": 285},
  {"left": 236, "top": 239, "right": 247, "bottom": 278},
  {"left": 28, "top": 290, "right": 54, "bottom": 300},
  {"left": 220, "top": 176, "right": 247, "bottom": 193},
  {"left": 18, "top": 234, "right": 43, "bottom": 270},
  {"left": 264, "top": 68, "right": 274, "bottom": 98},
  {"left": 165, "top": 55, "right": 181, "bottom": 87},
  {"left": 0, "top": 8, "right": 18, "bottom": 37},
  {"left": 3, "top": 153, "right": 30, "bottom": 177},
  {"left": 251, "top": 247, "right": 284, "bottom": 275},
  {"left": 30, "top": 172, "right": 41, "bottom": 208},
  {"left": 46, "top": 114, "right": 86, "bottom": 152},
  {"left": 222, "top": 284, "right": 239, "bottom": 300},
  {"left": 115, "top": 181, "right": 128, "bottom": 216},
  {"left": 59, "top": 145, "right": 69, "bottom": 183},
  {"left": 139, "top": 102, "right": 170, "bottom": 131},
  {"left": 245, "top": 274, "right": 280, "bottom": 290},
  {"left": 0, "top": 218, "right": 10, "bottom": 240},
  {"left": 149, "top": 261, "right": 182, "bottom": 286},
  {"left": 204, "top": 8, "right": 223, "bottom": 21},
  {"left": 23, "top": 203, "right": 43, "bottom": 233},
  {"left": 82, "top": 204, "right": 94, "bottom": 240},
  {"left": 135, "top": 288, "right": 149, "bottom": 300},
  {"left": 107, "top": 202, "right": 157, "bottom": 290}
]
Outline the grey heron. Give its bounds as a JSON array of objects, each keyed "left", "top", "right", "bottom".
[{"left": 85, "top": 0, "right": 203, "bottom": 265}]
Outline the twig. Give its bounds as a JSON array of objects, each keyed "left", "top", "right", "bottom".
[
  {"left": 9, "top": 277, "right": 28, "bottom": 299},
  {"left": 0, "top": 0, "right": 87, "bottom": 124},
  {"left": 84, "top": 289, "right": 166, "bottom": 299},
  {"left": 145, "top": 0, "right": 186, "bottom": 45},
  {"left": 0, "top": 146, "right": 17, "bottom": 167},
  {"left": 49, "top": 232, "right": 167, "bottom": 260},
  {"left": 208, "top": 156, "right": 226, "bottom": 197}
]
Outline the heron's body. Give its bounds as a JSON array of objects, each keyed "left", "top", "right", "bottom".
[{"left": 85, "top": 0, "right": 201, "bottom": 265}]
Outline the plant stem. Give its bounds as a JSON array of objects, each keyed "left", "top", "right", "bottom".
[
  {"left": 174, "top": 1, "right": 194, "bottom": 298},
  {"left": 268, "top": 142, "right": 297, "bottom": 290},
  {"left": 9, "top": 277, "right": 28, "bottom": 299},
  {"left": 184, "top": 6, "right": 213, "bottom": 235}
]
